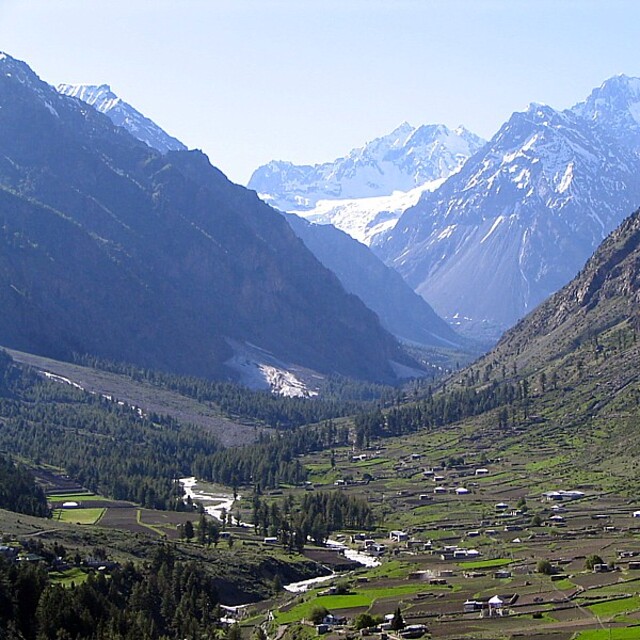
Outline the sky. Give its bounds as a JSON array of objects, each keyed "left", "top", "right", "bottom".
[{"left": 1, "top": 0, "right": 639, "bottom": 185}]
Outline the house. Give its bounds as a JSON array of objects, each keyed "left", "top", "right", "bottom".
[
  {"left": 494, "top": 569, "right": 512, "bottom": 579},
  {"left": 434, "top": 486, "right": 447, "bottom": 494},
  {"left": 495, "top": 502, "right": 509, "bottom": 510},
  {"left": 543, "top": 490, "right": 585, "bottom": 502},
  {"left": 419, "top": 494, "right": 431, "bottom": 501},
  {"left": 366, "top": 543, "right": 386, "bottom": 557},
  {"left": 407, "top": 539, "right": 431, "bottom": 551},
  {"left": 62, "top": 501, "right": 80, "bottom": 508},
  {"left": 263, "top": 537, "right": 278, "bottom": 544},
  {"left": 486, "top": 595, "right": 505, "bottom": 617},
  {"left": 389, "top": 530, "right": 408, "bottom": 542},
  {"left": 400, "top": 624, "right": 428, "bottom": 638},
  {"left": 633, "top": 511, "right": 640, "bottom": 518},
  {"left": 593, "top": 563, "right": 612, "bottom": 573},
  {"left": 456, "top": 487, "right": 470, "bottom": 495},
  {"left": 464, "top": 600, "right": 482, "bottom": 613},
  {"left": 475, "top": 468, "right": 489, "bottom": 476}
]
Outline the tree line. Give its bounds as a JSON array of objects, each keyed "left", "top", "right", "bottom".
[
  {"left": 72, "top": 353, "right": 397, "bottom": 429},
  {"left": 0, "top": 544, "right": 228, "bottom": 640},
  {"left": 0, "top": 454, "right": 49, "bottom": 517},
  {"left": 0, "top": 351, "right": 218, "bottom": 509},
  {"left": 251, "top": 490, "right": 374, "bottom": 549}
]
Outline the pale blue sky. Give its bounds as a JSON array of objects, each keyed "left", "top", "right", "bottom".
[{"left": 1, "top": 0, "right": 639, "bottom": 184}]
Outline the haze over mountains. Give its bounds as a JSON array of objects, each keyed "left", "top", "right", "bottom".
[
  {"left": 379, "top": 76, "right": 640, "bottom": 334},
  {"left": 0, "top": 52, "right": 418, "bottom": 386},
  {"left": 254, "top": 76, "right": 640, "bottom": 341}
]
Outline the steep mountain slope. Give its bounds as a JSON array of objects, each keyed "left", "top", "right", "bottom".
[
  {"left": 446, "top": 206, "right": 640, "bottom": 469},
  {"left": 57, "top": 83, "right": 186, "bottom": 154},
  {"left": 284, "top": 214, "right": 464, "bottom": 349},
  {"left": 248, "top": 123, "right": 484, "bottom": 244},
  {"left": 375, "top": 77, "right": 640, "bottom": 336},
  {"left": 55, "top": 70, "right": 463, "bottom": 355},
  {"left": 479, "top": 206, "right": 640, "bottom": 378},
  {"left": 0, "top": 52, "right": 411, "bottom": 383}
]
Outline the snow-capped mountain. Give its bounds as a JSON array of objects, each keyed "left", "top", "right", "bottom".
[
  {"left": 572, "top": 74, "right": 640, "bottom": 152},
  {"left": 57, "top": 83, "right": 186, "bottom": 154},
  {"left": 374, "top": 76, "right": 640, "bottom": 337},
  {"left": 248, "top": 123, "right": 485, "bottom": 244}
]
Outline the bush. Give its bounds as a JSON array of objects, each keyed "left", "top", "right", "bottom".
[
  {"left": 585, "top": 554, "right": 604, "bottom": 570},
  {"left": 309, "top": 605, "right": 329, "bottom": 625},
  {"left": 354, "top": 613, "right": 377, "bottom": 630},
  {"left": 536, "top": 559, "right": 554, "bottom": 575}
]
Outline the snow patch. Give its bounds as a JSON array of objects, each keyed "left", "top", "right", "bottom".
[
  {"left": 225, "top": 340, "right": 322, "bottom": 397},
  {"left": 480, "top": 216, "right": 505, "bottom": 244},
  {"left": 557, "top": 162, "right": 574, "bottom": 193},
  {"left": 437, "top": 224, "right": 457, "bottom": 241},
  {"left": 258, "top": 365, "right": 318, "bottom": 398},
  {"left": 41, "top": 371, "right": 84, "bottom": 391}
]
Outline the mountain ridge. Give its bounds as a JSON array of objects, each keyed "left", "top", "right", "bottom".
[
  {"left": 0, "top": 52, "right": 413, "bottom": 384},
  {"left": 57, "top": 82, "right": 187, "bottom": 154},
  {"left": 374, "top": 76, "right": 640, "bottom": 336},
  {"left": 248, "top": 122, "right": 485, "bottom": 245}
]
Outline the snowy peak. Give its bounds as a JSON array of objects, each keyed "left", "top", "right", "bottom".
[
  {"left": 571, "top": 75, "right": 640, "bottom": 150},
  {"left": 573, "top": 74, "right": 640, "bottom": 121},
  {"left": 375, "top": 76, "right": 640, "bottom": 338},
  {"left": 248, "top": 122, "right": 485, "bottom": 212},
  {"left": 57, "top": 83, "right": 122, "bottom": 111},
  {"left": 57, "top": 82, "right": 187, "bottom": 154}
]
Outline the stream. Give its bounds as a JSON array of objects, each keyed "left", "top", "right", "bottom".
[{"left": 180, "top": 477, "right": 381, "bottom": 594}]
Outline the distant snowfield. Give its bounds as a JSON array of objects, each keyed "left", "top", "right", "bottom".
[
  {"left": 225, "top": 340, "right": 322, "bottom": 397},
  {"left": 288, "top": 179, "right": 445, "bottom": 246}
]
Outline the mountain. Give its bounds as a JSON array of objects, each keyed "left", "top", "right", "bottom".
[
  {"left": 284, "top": 213, "right": 464, "bottom": 349},
  {"left": 248, "top": 123, "right": 485, "bottom": 244},
  {"left": 57, "top": 83, "right": 187, "bottom": 154},
  {"left": 55, "top": 72, "right": 465, "bottom": 354},
  {"left": 375, "top": 76, "right": 640, "bottom": 337},
  {"left": 455, "top": 205, "right": 640, "bottom": 462},
  {"left": 481, "top": 206, "right": 640, "bottom": 377},
  {"left": 0, "top": 52, "right": 414, "bottom": 384}
]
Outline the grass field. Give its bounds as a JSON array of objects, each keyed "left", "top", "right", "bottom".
[
  {"left": 587, "top": 596, "right": 640, "bottom": 618},
  {"left": 52, "top": 508, "right": 106, "bottom": 524},
  {"left": 457, "top": 558, "right": 513, "bottom": 570},
  {"left": 48, "top": 493, "right": 109, "bottom": 502},
  {"left": 574, "top": 627, "right": 640, "bottom": 639},
  {"left": 276, "top": 583, "right": 450, "bottom": 623},
  {"left": 49, "top": 567, "right": 90, "bottom": 587}
]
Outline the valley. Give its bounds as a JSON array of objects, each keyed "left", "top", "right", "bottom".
[
  {"left": 4, "top": 374, "right": 640, "bottom": 640},
  {"left": 0, "top": 20, "right": 640, "bottom": 640}
]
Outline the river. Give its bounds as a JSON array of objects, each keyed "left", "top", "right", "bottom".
[{"left": 180, "top": 477, "right": 380, "bottom": 594}]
